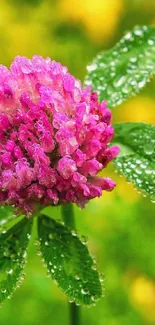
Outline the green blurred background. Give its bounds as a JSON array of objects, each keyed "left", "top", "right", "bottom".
[{"left": 0, "top": 0, "right": 155, "bottom": 324}]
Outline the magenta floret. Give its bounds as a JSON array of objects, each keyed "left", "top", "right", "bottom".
[{"left": 0, "top": 55, "right": 119, "bottom": 214}]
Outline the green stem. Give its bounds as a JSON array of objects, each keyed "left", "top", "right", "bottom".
[
  {"left": 61, "top": 204, "right": 75, "bottom": 229},
  {"left": 61, "top": 204, "right": 80, "bottom": 325},
  {"left": 69, "top": 302, "right": 80, "bottom": 325}
]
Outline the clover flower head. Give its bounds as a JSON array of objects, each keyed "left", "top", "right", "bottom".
[{"left": 0, "top": 55, "right": 119, "bottom": 214}]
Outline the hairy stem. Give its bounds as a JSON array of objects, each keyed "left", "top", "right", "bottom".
[{"left": 61, "top": 204, "right": 80, "bottom": 325}]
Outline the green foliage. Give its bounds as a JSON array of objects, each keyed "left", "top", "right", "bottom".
[
  {"left": 0, "top": 206, "right": 14, "bottom": 223},
  {"left": 113, "top": 122, "right": 155, "bottom": 199},
  {"left": 0, "top": 218, "right": 33, "bottom": 303},
  {"left": 85, "top": 26, "right": 155, "bottom": 107},
  {"left": 38, "top": 215, "right": 102, "bottom": 305}
]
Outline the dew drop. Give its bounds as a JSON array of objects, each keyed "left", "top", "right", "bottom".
[
  {"left": 145, "top": 169, "right": 152, "bottom": 175},
  {"left": 34, "top": 240, "right": 39, "bottom": 246},
  {"left": 81, "top": 288, "right": 89, "bottom": 295},
  {"left": 122, "top": 84, "right": 132, "bottom": 94},
  {"left": 135, "top": 167, "right": 142, "bottom": 175},
  {"left": 81, "top": 235, "right": 88, "bottom": 245},
  {"left": 134, "top": 28, "right": 143, "bottom": 37},
  {"left": 48, "top": 233, "right": 53, "bottom": 240},
  {"left": 91, "top": 264, "right": 97, "bottom": 271},
  {"left": 75, "top": 274, "right": 80, "bottom": 280},
  {"left": 87, "top": 63, "right": 97, "bottom": 72},
  {"left": 138, "top": 80, "right": 146, "bottom": 89},
  {"left": 144, "top": 143, "right": 154, "bottom": 155},
  {"left": 23, "top": 251, "right": 27, "bottom": 259},
  {"left": 91, "top": 295, "right": 96, "bottom": 302},
  {"left": 113, "top": 76, "right": 127, "bottom": 88},
  {"left": 130, "top": 57, "right": 137, "bottom": 63},
  {"left": 71, "top": 231, "right": 77, "bottom": 237},
  {"left": 3, "top": 249, "right": 10, "bottom": 258},
  {"left": 136, "top": 178, "right": 142, "bottom": 184},
  {"left": 27, "top": 233, "right": 31, "bottom": 240},
  {"left": 148, "top": 39, "right": 154, "bottom": 46},
  {"left": 124, "top": 32, "right": 132, "bottom": 40},
  {"left": 6, "top": 268, "right": 13, "bottom": 275},
  {"left": 1, "top": 230, "right": 6, "bottom": 235}
]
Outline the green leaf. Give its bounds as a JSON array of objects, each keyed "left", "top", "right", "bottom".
[
  {"left": 0, "top": 206, "right": 21, "bottom": 229},
  {"left": 0, "top": 217, "right": 33, "bottom": 303},
  {"left": 113, "top": 122, "right": 155, "bottom": 199},
  {"left": 0, "top": 206, "right": 14, "bottom": 222},
  {"left": 85, "top": 26, "right": 155, "bottom": 108},
  {"left": 38, "top": 215, "right": 102, "bottom": 305}
]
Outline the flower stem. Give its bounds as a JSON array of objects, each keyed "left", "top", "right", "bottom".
[
  {"left": 61, "top": 204, "right": 80, "bottom": 325},
  {"left": 69, "top": 302, "right": 80, "bottom": 325},
  {"left": 61, "top": 203, "right": 75, "bottom": 229}
]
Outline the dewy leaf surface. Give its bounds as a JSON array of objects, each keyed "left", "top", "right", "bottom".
[
  {"left": 113, "top": 122, "right": 155, "bottom": 199},
  {"left": 85, "top": 26, "right": 155, "bottom": 108},
  {"left": 0, "top": 206, "right": 20, "bottom": 229},
  {"left": 38, "top": 215, "right": 102, "bottom": 305},
  {"left": 0, "top": 217, "right": 33, "bottom": 303}
]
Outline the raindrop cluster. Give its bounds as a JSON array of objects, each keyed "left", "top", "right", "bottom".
[
  {"left": 114, "top": 123, "right": 155, "bottom": 200},
  {"left": 38, "top": 216, "right": 103, "bottom": 305},
  {"left": 85, "top": 25, "right": 155, "bottom": 107},
  {"left": 0, "top": 219, "right": 31, "bottom": 303}
]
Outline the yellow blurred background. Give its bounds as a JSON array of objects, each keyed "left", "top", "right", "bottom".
[{"left": 0, "top": 0, "right": 155, "bottom": 324}]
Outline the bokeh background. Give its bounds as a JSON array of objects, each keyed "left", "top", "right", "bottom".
[{"left": 0, "top": 0, "right": 155, "bottom": 324}]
